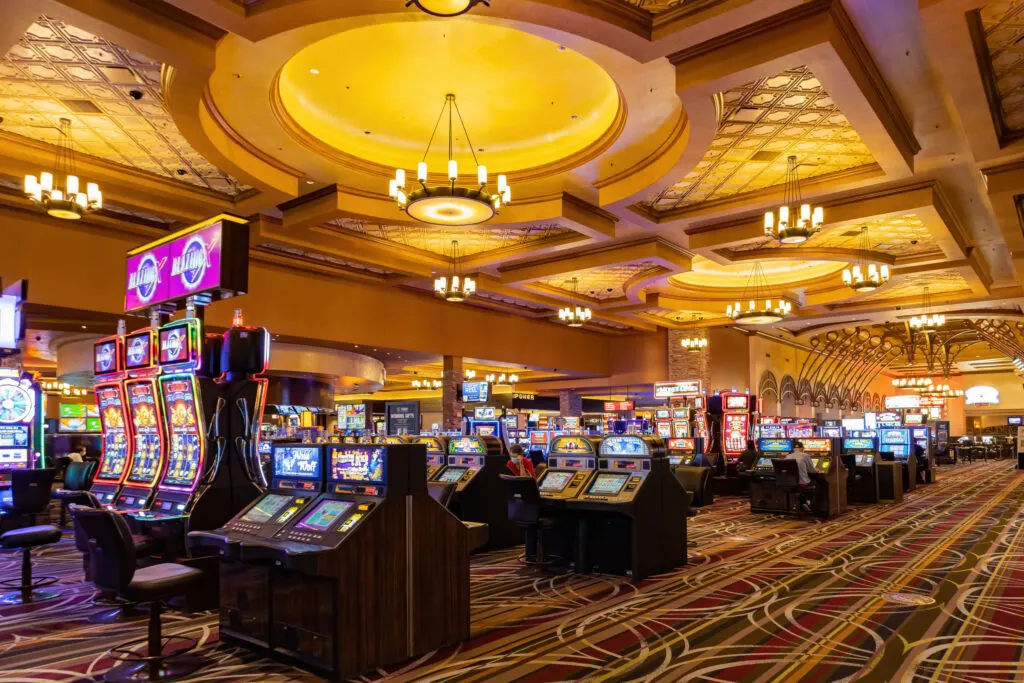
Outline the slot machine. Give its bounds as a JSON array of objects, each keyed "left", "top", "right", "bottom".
[
  {"left": 570, "top": 434, "right": 687, "bottom": 580},
  {"left": 537, "top": 435, "right": 599, "bottom": 501},
  {"left": 911, "top": 425, "right": 934, "bottom": 482},
  {"left": 412, "top": 435, "right": 448, "bottom": 480},
  {"left": 655, "top": 409, "right": 672, "bottom": 439},
  {"left": 719, "top": 392, "right": 757, "bottom": 468},
  {"left": 878, "top": 427, "right": 916, "bottom": 491},
  {"left": 802, "top": 438, "right": 836, "bottom": 475},
  {"left": 670, "top": 408, "right": 690, "bottom": 439},
  {"left": 692, "top": 395, "right": 709, "bottom": 444},
  {"left": 666, "top": 437, "right": 704, "bottom": 467},
  {"left": 118, "top": 328, "right": 166, "bottom": 510},
  {"left": 89, "top": 335, "right": 133, "bottom": 506},
  {"left": 0, "top": 369, "right": 41, "bottom": 484},
  {"left": 435, "top": 434, "right": 519, "bottom": 549},
  {"left": 757, "top": 437, "right": 793, "bottom": 458},
  {"left": 841, "top": 437, "right": 879, "bottom": 503}
]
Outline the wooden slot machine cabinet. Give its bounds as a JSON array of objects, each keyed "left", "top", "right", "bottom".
[
  {"left": 841, "top": 436, "right": 880, "bottom": 504},
  {"left": 89, "top": 335, "right": 134, "bottom": 506},
  {"left": 412, "top": 435, "right": 448, "bottom": 480},
  {"left": 538, "top": 435, "right": 600, "bottom": 501},
  {"left": 802, "top": 438, "right": 847, "bottom": 516},
  {"left": 215, "top": 442, "right": 469, "bottom": 681},
  {"left": 878, "top": 426, "right": 916, "bottom": 492},
  {"left": 747, "top": 438, "right": 846, "bottom": 517},
  {"left": 117, "top": 327, "right": 167, "bottom": 511},
  {"left": 570, "top": 435, "right": 688, "bottom": 580}
]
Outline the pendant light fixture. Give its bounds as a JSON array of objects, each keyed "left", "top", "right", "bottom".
[
  {"left": 24, "top": 118, "right": 102, "bottom": 220},
  {"left": 485, "top": 373, "right": 519, "bottom": 384},
  {"left": 558, "top": 277, "right": 593, "bottom": 327},
  {"left": 726, "top": 263, "right": 794, "bottom": 325},
  {"left": 763, "top": 155, "right": 823, "bottom": 244},
  {"left": 679, "top": 314, "right": 707, "bottom": 352},
  {"left": 891, "top": 377, "right": 933, "bottom": 390},
  {"left": 411, "top": 379, "right": 442, "bottom": 390},
  {"left": 842, "top": 225, "right": 890, "bottom": 292},
  {"left": 434, "top": 240, "right": 476, "bottom": 302},
  {"left": 390, "top": 94, "right": 510, "bottom": 226},
  {"left": 406, "top": 0, "right": 489, "bottom": 17},
  {"left": 909, "top": 286, "right": 945, "bottom": 331}
]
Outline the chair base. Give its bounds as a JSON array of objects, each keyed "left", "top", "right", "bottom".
[
  {"left": 103, "top": 654, "right": 205, "bottom": 683},
  {"left": 0, "top": 575, "right": 59, "bottom": 604}
]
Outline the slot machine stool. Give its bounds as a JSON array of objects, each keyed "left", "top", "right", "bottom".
[
  {"left": 0, "top": 524, "right": 61, "bottom": 604},
  {"left": 500, "top": 475, "right": 566, "bottom": 570},
  {"left": 772, "top": 461, "right": 816, "bottom": 516}
]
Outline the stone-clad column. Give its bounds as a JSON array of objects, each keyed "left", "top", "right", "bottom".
[
  {"left": 667, "top": 329, "right": 710, "bottom": 388},
  {"left": 559, "top": 389, "right": 582, "bottom": 417},
  {"left": 442, "top": 355, "right": 464, "bottom": 432}
]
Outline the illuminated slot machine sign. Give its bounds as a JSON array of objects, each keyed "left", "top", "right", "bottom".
[
  {"left": 802, "top": 438, "right": 832, "bottom": 472},
  {"left": 843, "top": 437, "right": 874, "bottom": 452},
  {"left": 94, "top": 384, "right": 130, "bottom": 482},
  {"left": 786, "top": 424, "right": 815, "bottom": 438},
  {"left": 414, "top": 436, "right": 446, "bottom": 470},
  {"left": 549, "top": 435, "right": 594, "bottom": 455},
  {"left": 760, "top": 423, "right": 785, "bottom": 439},
  {"left": 722, "top": 412, "right": 750, "bottom": 454},
  {"left": 126, "top": 381, "right": 163, "bottom": 486},
  {"left": 666, "top": 438, "right": 696, "bottom": 465},
  {"left": 328, "top": 445, "right": 386, "bottom": 495},
  {"left": 758, "top": 438, "right": 793, "bottom": 454},
  {"left": 273, "top": 445, "right": 322, "bottom": 490},
  {"left": 157, "top": 320, "right": 205, "bottom": 492},
  {"left": 878, "top": 429, "right": 910, "bottom": 458},
  {"left": 0, "top": 371, "right": 36, "bottom": 473}
]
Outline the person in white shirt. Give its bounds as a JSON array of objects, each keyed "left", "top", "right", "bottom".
[{"left": 784, "top": 440, "right": 816, "bottom": 486}]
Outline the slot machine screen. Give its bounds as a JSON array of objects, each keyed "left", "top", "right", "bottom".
[
  {"left": 755, "top": 457, "right": 774, "bottom": 468},
  {"left": 94, "top": 340, "right": 119, "bottom": 375},
  {"left": 160, "top": 377, "right": 203, "bottom": 488},
  {"left": 295, "top": 499, "right": 354, "bottom": 532},
  {"left": 760, "top": 424, "right": 785, "bottom": 439},
  {"left": 657, "top": 422, "right": 672, "bottom": 438},
  {"left": 725, "top": 395, "right": 749, "bottom": 410},
  {"left": 904, "top": 413, "right": 924, "bottom": 425},
  {"left": 723, "top": 413, "right": 749, "bottom": 452},
  {"left": 759, "top": 438, "right": 793, "bottom": 453},
  {"left": 126, "top": 382, "right": 162, "bottom": 484},
  {"left": 476, "top": 424, "right": 496, "bottom": 437},
  {"left": 854, "top": 453, "right": 873, "bottom": 466},
  {"left": 587, "top": 473, "right": 629, "bottom": 495},
  {"left": 274, "top": 446, "right": 322, "bottom": 480},
  {"left": 95, "top": 385, "right": 129, "bottom": 481},
  {"left": 436, "top": 466, "right": 467, "bottom": 483},
  {"left": 329, "top": 446, "right": 385, "bottom": 484},
  {"left": 124, "top": 332, "right": 153, "bottom": 369},
  {"left": 802, "top": 438, "right": 831, "bottom": 453},
  {"left": 843, "top": 438, "right": 874, "bottom": 451},
  {"left": 912, "top": 428, "right": 928, "bottom": 440},
  {"left": 531, "top": 432, "right": 549, "bottom": 446},
  {"left": 158, "top": 324, "right": 192, "bottom": 365},
  {"left": 667, "top": 438, "right": 695, "bottom": 451},
  {"left": 821, "top": 427, "right": 842, "bottom": 438},
  {"left": 539, "top": 471, "right": 574, "bottom": 492},
  {"left": 655, "top": 409, "right": 670, "bottom": 419},
  {"left": 0, "top": 448, "right": 28, "bottom": 469},
  {"left": 241, "top": 493, "right": 292, "bottom": 524}
]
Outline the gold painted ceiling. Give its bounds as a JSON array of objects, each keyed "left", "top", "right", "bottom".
[
  {"left": 858, "top": 268, "right": 971, "bottom": 302},
  {"left": 649, "top": 66, "right": 875, "bottom": 211},
  {"left": 538, "top": 261, "right": 660, "bottom": 300},
  {"left": 0, "top": 16, "right": 248, "bottom": 195},
  {"left": 727, "top": 213, "right": 939, "bottom": 258},
  {"left": 978, "top": 1, "right": 1024, "bottom": 134}
]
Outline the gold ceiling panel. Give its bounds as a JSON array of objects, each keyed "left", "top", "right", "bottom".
[
  {"left": 623, "top": 0, "right": 729, "bottom": 15},
  {"left": 978, "top": 1, "right": 1024, "bottom": 134},
  {"left": 326, "top": 218, "right": 573, "bottom": 257},
  {"left": 728, "top": 213, "right": 938, "bottom": 257},
  {"left": 538, "top": 261, "right": 659, "bottom": 300},
  {"left": 641, "top": 308, "right": 727, "bottom": 324},
  {"left": 858, "top": 268, "right": 970, "bottom": 301},
  {"left": 649, "top": 66, "right": 875, "bottom": 211},
  {"left": 0, "top": 17, "right": 248, "bottom": 195},
  {"left": 475, "top": 291, "right": 548, "bottom": 312},
  {"left": 257, "top": 243, "right": 395, "bottom": 276}
]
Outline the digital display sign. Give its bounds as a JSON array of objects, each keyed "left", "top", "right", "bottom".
[
  {"left": 759, "top": 438, "right": 793, "bottom": 453},
  {"left": 760, "top": 424, "right": 785, "bottom": 439},
  {"left": 94, "top": 340, "right": 119, "bottom": 375},
  {"left": 653, "top": 381, "right": 701, "bottom": 398},
  {"left": 126, "top": 381, "right": 162, "bottom": 484},
  {"left": 1009, "top": 416, "right": 1023, "bottom": 426},
  {"left": 725, "top": 394, "right": 750, "bottom": 410},
  {"left": 60, "top": 403, "right": 86, "bottom": 418},
  {"left": 461, "top": 381, "right": 490, "bottom": 403},
  {"left": 159, "top": 323, "right": 195, "bottom": 366},
  {"left": 273, "top": 445, "right": 322, "bottom": 480},
  {"left": 296, "top": 499, "right": 353, "bottom": 532},
  {"left": 329, "top": 445, "right": 385, "bottom": 483},
  {"left": 801, "top": 438, "right": 831, "bottom": 453},
  {"left": 95, "top": 384, "right": 130, "bottom": 481},
  {"left": 125, "top": 331, "right": 154, "bottom": 369},
  {"left": 160, "top": 377, "right": 203, "bottom": 489},
  {"left": 588, "top": 473, "right": 628, "bottom": 495},
  {"left": 903, "top": 413, "right": 924, "bottom": 425},
  {"left": 449, "top": 436, "right": 486, "bottom": 454},
  {"left": 843, "top": 438, "right": 874, "bottom": 451},
  {"left": 603, "top": 401, "right": 634, "bottom": 411}
]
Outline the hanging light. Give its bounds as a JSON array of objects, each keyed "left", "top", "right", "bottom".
[
  {"left": 680, "top": 336, "right": 708, "bottom": 352},
  {"left": 25, "top": 118, "right": 102, "bottom": 220},
  {"left": 725, "top": 263, "right": 794, "bottom": 325},
  {"left": 908, "top": 286, "right": 945, "bottom": 331},
  {"left": 892, "top": 377, "right": 933, "bottom": 390},
  {"left": 434, "top": 240, "right": 476, "bottom": 302},
  {"left": 464, "top": 369, "right": 476, "bottom": 379},
  {"left": 842, "top": 225, "right": 890, "bottom": 292},
  {"left": 558, "top": 277, "right": 593, "bottom": 328},
  {"left": 391, "top": 94, "right": 509, "bottom": 226},
  {"left": 411, "top": 379, "right": 442, "bottom": 390},
  {"left": 764, "top": 155, "right": 823, "bottom": 244},
  {"left": 406, "top": 0, "right": 489, "bottom": 17}
]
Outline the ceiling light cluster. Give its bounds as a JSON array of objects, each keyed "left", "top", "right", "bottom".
[
  {"left": 434, "top": 240, "right": 476, "bottom": 302},
  {"left": 485, "top": 373, "right": 519, "bottom": 384},
  {"left": 908, "top": 286, "right": 945, "bottom": 331},
  {"left": 558, "top": 277, "right": 593, "bottom": 328},
  {"left": 464, "top": 369, "right": 476, "bottom": 379},
  {"left": 892, "top": 377, "right": 933, "bottom": 390},
  {"left": 40, "top": 380, "right": 87, "bottom": 396},
  {"left": 726, "top": 263, "right": 794, "bottom": 325},
  {"left": 764, "top": 155, "right": 823, "bottom": 244},
  {"left": 920, "top": 383, "right": 963, "bottom": 398},
  {"left": 842, "top": 227, "right": 890, "bottom": 292},
  {"left": 25, "top": 118, "right": 102, "bottom": 220},
  {"left": 680, "top": 336, "right": 707, "bottom": 352},
  {"left": 406, "top": 0, "right": 488, "bottom": 17},
  {"left": 411, "top": 379, "right": 441, "bottom": 390}
]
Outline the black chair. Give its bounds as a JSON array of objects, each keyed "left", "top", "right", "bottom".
[
  {"left": 54, "top": 461, "right": 97, "bottom": 527},
  {"left": 427, "top": 481, "right": 456, "bottom": 509},
  {"left": 499, "top": 474, "right": 562, "bottom": 569},
  {"left": 674, "top": 466, "right": 714, "bottom": 508},
  {"left": 72, "top": 506, "right": 205, "bottom": 683},
  {"left": 0, "top": 523, "right": 61, "bottom": 604},
  {"left": 0, "top": 468, "right": 57, "bottom": 526},
  {"left": 772, "top": 460, "right": 814, "bottom": 515}
]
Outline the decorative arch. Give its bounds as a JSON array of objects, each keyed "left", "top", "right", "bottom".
[
  {"left": 759, "top": 370, "right": 779, "bottom": 401},
  {"left": 780, "top": 375, "right": 797, "bottom": 400}
]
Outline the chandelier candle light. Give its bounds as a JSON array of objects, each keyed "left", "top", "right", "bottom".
[
  {"left": 485, "top": 373, "right": 519, "bottom": 384},
  {"left": 434, "top": 240, "right": 476, "bottom": 302},
  {"left": 390, "top": 94, "right": 510, "bottom": 226},
  {"left": 726, "top": 263, "right": 794, "bottom": 325},
  {"left": 764, "top": 155, "right": 823, "bottom": 244},
  {"left": 558, "top": 277, "right": 593, "bottom": 328},
  {"left": 909, "top": 286, "right": 945, "bottom": 331},
  {"left": 25, "top": 118, "right": 102, "bottom": 220},
  {"left": 842, "top": 225, "right": 890, "bottom": 292}
]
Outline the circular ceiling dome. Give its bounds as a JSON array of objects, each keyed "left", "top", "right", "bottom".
[
  {"left": 276, "top": 20, "right": 622, "bottom": 175},
  {"left": 671, "top": 257, "right": 846, "bottom": 289}
]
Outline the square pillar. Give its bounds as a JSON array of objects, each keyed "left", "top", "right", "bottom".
[
  {"left": 667, "top": 329, "right": 710, "bottom": 387},
  {"left": 442, "top": 355, "right": 464, "bottom": 432},
  {"left": 559, "top": 389, "right": 582, "bottom": 417}
]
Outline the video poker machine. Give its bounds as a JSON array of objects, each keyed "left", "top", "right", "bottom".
[
  {"left": 118, "top": 327, "right": 166, "bottom": 510},
  {"left": 413, "top": 435, "right": 448, "bottom": 480},
  {"left": 571, "top": 435, "right": 687, "bottom": 580},
  {"left": 666, "top": 437, "right": 706, "bottom": 467},
  {"left": 878, "top": 427, "right": 916, "bottom": 492},
  {"left": 0, "top": 368, "right": 42, "bottom": 484},
  {"left": 841, "top": 437, "right": 879, "bottom": 503},
  {"left": 537, "top": 435, "right": 599, "bottom": 501},
  {"left": 90, "top": 335, "right": 133, "bottom": 506},
  {"left": 436, "top": 434, "right": 519, "bottom": 549}
]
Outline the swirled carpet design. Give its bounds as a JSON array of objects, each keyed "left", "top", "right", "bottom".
[{"left": 1, "top": 460, "right": 1022, "bottom": 682}]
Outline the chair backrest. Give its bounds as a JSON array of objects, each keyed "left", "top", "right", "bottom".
[
  {"left": 426, "top": 481, "right": 456, "bottom": 509},
  {"left": 534, "top": 463, "right": 548, "bottom": 479},
  {"left": 10, "top": 468, "right": 57, "bottom": 513},
  {"left": 772, "top": 459, "right": 801, "bottom": 489},
  {"left": 63, "top": 461, "right": 94, "bottom": 491},
  {"left": 70, "top": 506, "right": 137, "bottom": 592},
  {"left": 499, "top": 474, "right": 542, "bottom": 525}
]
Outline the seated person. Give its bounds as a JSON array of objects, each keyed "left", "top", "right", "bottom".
[
  {"left": 506, "top": 444, "right": 536, "bottom": 477},
  {"left": 737, "top": 439, "right": 759, "bottom": 472},
  {"left": 784, "top": 440, "right": 816, "bottom": 512}
]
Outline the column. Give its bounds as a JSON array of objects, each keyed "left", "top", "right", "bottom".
[
  {"left": 442, "top": 355, "right": 464, "bottom": 432},
  {"left": 559, "top": 389, "right": 582, "bottom": 417},
  {"left": 667, "top": 329, "right": 710, "bottom": 387}
]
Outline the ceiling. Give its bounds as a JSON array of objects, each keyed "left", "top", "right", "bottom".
[{"left": 2, "top": 0, "right": 1024, "bottom": 377}]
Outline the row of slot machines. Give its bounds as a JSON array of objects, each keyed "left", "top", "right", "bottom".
[
  {"left": 190, "top": 441, "right": 468, "bottom": 680},
  {"left": 86, "top": 319, "right": 269, "bottom": 552},
  {"left": 745, "top": 437, "right": 848, "bottom": 517}
]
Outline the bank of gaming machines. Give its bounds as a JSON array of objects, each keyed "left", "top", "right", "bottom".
[
  {"left": 878, "top": 426, "right": 916, "bottom": 491},
  {"left": 413, "top": 435, "right": 448, "bottom": 479},
  {"left": 841, "top": 436, "right": 879, "bottom": 503},
  {"left": 746, "top": 437, "right": 847, "bottom": 517},
  {"left": 0, "top": 368, "right": 42, "bottom": 484},
  {"left": 190, "top": 441, "right": 469, "bottom": 680},
  {"left": 90, "top": 335, "right": 133, "bottom": 505},
  {"left": 117, "top": 327, "right": 166, "bottom": 510}
]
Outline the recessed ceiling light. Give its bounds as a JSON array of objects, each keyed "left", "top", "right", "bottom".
[
  {"left": 309, "top": 68, "right": 320, "bottom": 75},
  {"left": 81, "top": 325, "right": 87, "bottom": 329},
  {"left": 305, "top": 180, "right": 314, "bottom": 185}
]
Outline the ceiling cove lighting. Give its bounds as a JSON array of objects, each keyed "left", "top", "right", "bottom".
[
  {"left": 434, "top": 240, "right": 476, "bottom": 302},
  {"left": 406, "top": 0, "right": 489, "bottom": 17},
  {"left": 726, "top": 263, "right": 794, "bottom": 325},
  {"left": 390, "top": 94, "right": 510, "bottom": 226},
  {"left": 764, "top": 155, "right": 823, "bottom": 244},
  {"left": 842, "top": 225, "right": 890, "bottom": 292},
  {"left": 558, "top": 277, "right": 592, "bottom": 328},
  {"left": 25, "top": 117, "right": 101, "bottom": 220}
]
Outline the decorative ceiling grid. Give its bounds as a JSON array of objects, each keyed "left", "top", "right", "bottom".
[
  {"left": 475, "top": 291, "right": 548, "bottom": 311},
  {"left": 641, "top": 308, "right": 727, "bottom": 324},
  {"left": 258, "top": 243, "right": 395, "bottom": 275},
  {"left": 325, "top": 218, "right": 573, "bottom": 257},
  {"left": 624, "top": 0, "right": 727, "bottom": 15},
  {"left": 537, "top": 261, "right": 659, "bottom": 300},
  {"left": 979, "top": 1, "right": 1024, "bottom": 133},
  {"left": 649, "top": 66, "right": 875, "bottom": 211},
  {"left": 858, "top": 268, "right": 971, "bottom": 301},
  {"left": 0, "top": 16, "right": 248, "bottom": 195},
  {"left": 727, "top": 213, "right": 938, "bottom": 257}
]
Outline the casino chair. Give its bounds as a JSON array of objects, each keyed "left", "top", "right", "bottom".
[
  {"left": 673, "top": 466, "right": 713, "bottom": 509},
  {"left": 53, "top": 461, "right": 97, "bottom": 527},
  {"left": 772, "top": 460, "right": 815, "bottom": 516},
  {"left": 499, "top": 475, "right": 564, "bottom": 571},
  {"left": 1, "top": 468, "right": 57, "bottom": 528},
  {"left": 73, "top": 506, "right": 206, "bottom": 683},
  {"left": 0, "top": 523, "right": 62, "bottom": 604}
]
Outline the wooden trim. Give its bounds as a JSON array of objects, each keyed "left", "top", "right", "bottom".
[
  {"left": 593, "top": 107, "right": 688, "bottom": 189},
  {"left": 967, "top": 9, "right": 1024, "bottom": 148}
]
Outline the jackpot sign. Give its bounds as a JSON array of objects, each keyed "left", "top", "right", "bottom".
[{"left": 125, "top": 215, "right": 249, "bottom": 313}]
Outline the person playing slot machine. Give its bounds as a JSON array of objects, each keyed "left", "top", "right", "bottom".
[
  {"left": 506, "top": 444, "right": 536, "bottom": 477},
  {"left": 737, "top": 439, "right": 759, "bottom": 472},
  {"left": 784, "top": 440, "right": 816, "bottom": 513}
]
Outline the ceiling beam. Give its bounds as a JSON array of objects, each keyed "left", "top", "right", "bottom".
[{"left": 499, "top": 237, "right": 692, "bottom": 284}]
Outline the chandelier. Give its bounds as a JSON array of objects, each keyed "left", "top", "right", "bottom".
[
  {"left": 411, "top": 379, "right": 442, "bottom": 390},
  {"left": 842, "top": 225, "right": 890, "bottom": 292},
  {"left": 390, "top": 94, "right": 509, "bottom": 226},
  {"left": 434, "top": 240, "right": 476, "bottom": 302},
  {"left": 485, "top": 373, "right": 519, "bottom": 384},
  {"left": 909, "top": 286, "right": 945, "bottom": 331},
  {"left": 464, "top": 369, "right": 476, "bottom": 379},
  {"left": 921, "top": 383, "right": 963, "bottom": 398},
  {"left": 892, "top": 377, "right": 933, "bottom": 390},
  {"left": 763, "top": 155, "right": 823, "bottom": 244},
  {"left": 24, "top": 118, "right": 102, "bottom": 220},
  {"left": 406, "top": 0, "right": 489, "bottom": 16},
  {"left": 726, "top": 263, "right": 794, "bottom": 325},
  {"left": 558, "top": 277, "right": 593, "bottom": 328}
]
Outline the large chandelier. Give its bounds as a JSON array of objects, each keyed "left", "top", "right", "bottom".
[
  {"left": 406, "top": 0, "right": 488, "bottom": 16},
  {"left": 390, "top": 94, "right": 510, "bottom": 226},
  {"left": 726, "top": 263, "right": 794, "bottom": 325},
  {"left": 434, "top": 240, "right": 476, "bottom": 302},
  {"left": 764, "top": 155, "right": 823, "bottom": 244},
  {"left": 842, "top": 225, "right": 890, "bottom": 292},
  {"left": 558, "top": 277, "right": 593, "bottom": 328},
  {"left": 24, "top": 118, "right": 102, "bottom": 220},
  {"left": 909, "top": 286, "right": 945, "bottom": 331},
  {"left": 921, "top": 383, "right": 963, "bottom": 398}
]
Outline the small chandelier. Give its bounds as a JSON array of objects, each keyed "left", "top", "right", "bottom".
[
  {"left": 25, "top": 118, "right": 102, "bottom": 220},
  {"left": 909, "top": 286, "right": 945, "bottom": 331},
  {"left": 842, "top": 225, "right": 890, "bottom": 292},
  {"left": 390, "top": 94, "right": 509, "bottom": 226},
  {"left": 411, "top": 379, "right": 442, "bottom": 390},
  {"left": 892, "top": 377, "right": 933, "bottom": 390},
  {"left": 485, "top": 373, "right": 519, "bottom": 384},
  {"left": 921, "top": 383, "right": 958, "bottom": 397},
  {"left": 464, "top": 369, "right": 476, "bottom": 379},
  {"left": 406, "top": 0, "right": 489, "bottom": 17},
  {"left": 558, "top": 277, "right": 593, "bottom": 328},
  {"left": 764, "top": 155, "right": 823, "bottom": 244},
  {"left": 680, "top": 336, "right": 707, "bottom": 352},
  {"left": 726, "top": 263, "right": 794, "bottom": 325},
  {"left": 434, "top": 240, "right": 476, "bottom": 302}
]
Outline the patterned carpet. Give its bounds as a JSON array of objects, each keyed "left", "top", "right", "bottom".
[{"left": 1, "top": 460, "right": 1022, "bottom": 682}]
